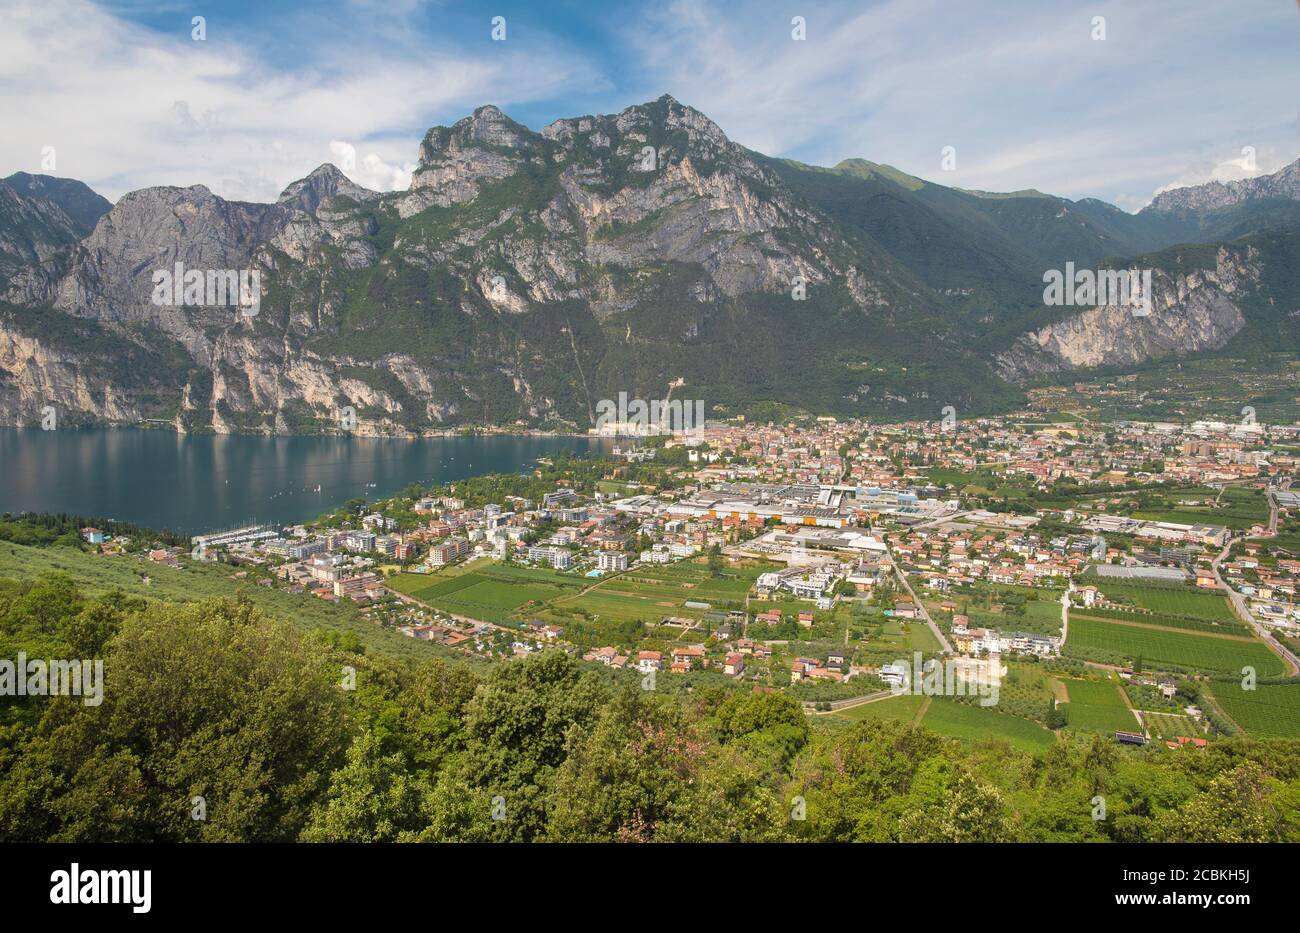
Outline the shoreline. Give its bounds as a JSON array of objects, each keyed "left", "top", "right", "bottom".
[
  {"left": 0, "top": 429, "right": 609, "bottom": 536},
  {"left": 2, "top": 422, "right": 595, "bottom": 440}
]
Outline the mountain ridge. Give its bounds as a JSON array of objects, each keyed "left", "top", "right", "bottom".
[{"left": 0, "top": 96, "right": 1297, "bottom": 433}]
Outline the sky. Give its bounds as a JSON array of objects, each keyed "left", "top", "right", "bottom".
[{"left": 1, "top": 0, "right": 1297, "bottom": 210}]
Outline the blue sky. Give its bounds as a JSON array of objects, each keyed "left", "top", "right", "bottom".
[{"left": 3, "top": 0, "right": 1297, "bottom": 208}]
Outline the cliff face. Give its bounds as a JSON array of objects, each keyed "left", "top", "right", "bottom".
[
  {"left": 1, "top": 96, "right": 989, "bottom": 433},
  {"left": 1146, "top": 159, "right": 1300, "bottom": 214},
  {"left": 996, "top": 247, "right": 1258, "bottom": 379},
  {"left": 0, "top": 181, "right": 84, "bottom": 276},
  {"left": 0, "top": 99, "right": 1297, "bottom": 433}
]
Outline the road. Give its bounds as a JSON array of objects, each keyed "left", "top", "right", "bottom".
[
  {"left": 805, "top": 688, "right": 895, "bottom": 715},
  {"left": 891, "top": 561, "right": 953, "bottom": 655},
  {"left": 1210, "top": 537, "right": 1300, "bottom": 677},
  {"left": 1060, "top": 587, "right": 1071, "bottom": 646},
  {"left": 913, "top": 510, "right": 970, "bottom": 530},
  {"left": 1266, "top": 476, "right": 1290, "bottom": 535}
]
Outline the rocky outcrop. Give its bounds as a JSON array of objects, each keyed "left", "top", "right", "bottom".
[
  {"left": 997, "top": 247, "right": 1257, "bottom": 379},
  {"left": 1147, "top": 159, "right": 1300, "bottom": 214},
  {"left": 0, "top": 181, "right": 85, "bottom": 276}
]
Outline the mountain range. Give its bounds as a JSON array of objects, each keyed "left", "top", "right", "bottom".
[{"left": 1, "top": 95, "right": 1298, "bottom": 434}]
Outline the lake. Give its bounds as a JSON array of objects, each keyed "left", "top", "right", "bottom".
[{"left": 0, "top": 428, "right": 609, "bottom": 534}]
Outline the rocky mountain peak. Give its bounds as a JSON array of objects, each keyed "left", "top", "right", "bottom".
[
  {"left": 1146, "top": 157, "right": 1300, "bottom": 213},
  {"left": 277, "top": 163, "right": 379, "bottom": 215},
  {"left": 637, "top": 94, "right": 728, "bottom": 147},
  {"left": 3, "top": 172, "right": 112, "bottom": 232},
  {"left": 0, "top": 179, "right": 86, "bottom": 274},
  {"left": 418, "top": 104, "right": 536, "bottom": 165}
]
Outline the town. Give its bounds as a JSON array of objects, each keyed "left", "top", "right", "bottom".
[{"left": 72, "top": 406, "right": 1300, "bottom": 747}]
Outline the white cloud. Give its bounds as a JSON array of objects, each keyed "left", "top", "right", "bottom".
[
  {"left": 328, "top": 141, "right": 358, "bottom": 173},
  {"left": 3, "top": 0, "right": 1296, "bottom": 214},
  {"left": 1152, "top": 150, "right": 1289, "bottom": 199},
  {"left": 0, "top": 0, "right": 599, "bottom": 202},
  {"left": 621, "top": 0, "right": 1299, "bottom": 211}
]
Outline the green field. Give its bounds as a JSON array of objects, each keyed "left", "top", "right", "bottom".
[
  {"left": 828, "top": 693, "right": 925, "bottom": 724},
  {"left": 1128, "top": 486, "right": 1269, "bottom": 531},
  {"left": 394, "top": 557, "right": 783, "bottom": 633},
  {"left": 1129, "top": 510, "right": 1257, "bottom": 530},
  {"left": 595, "top": 480, "right": 643, "bottom": 495},
  {"left": 540, "top": 558, "right": 779, "bottom": 628},
  {"left": 926, "top": 584, "right": 1066, "bottom": 640},
  {"left": 1022, "top": 596, "right": 1067, "bottom": 632},
  {"left": 826, "top": 694, "right": 1055, "bottom": 751},
  {"left": 920, "top": 699, "right": 1056, "bottom": 752},
  {"left": 1092, "top": 581, "right": 1237, "bottom": 622},
  {"left": 392, "top": 563, "right": 584, "bottom": 624},
  {"left": 1208, "top": 681, "right": 1300, "bottom": 738},
  {"left": 1066, "top": 616, "right": 1285, "bottom": 676},
  {"left": 1079, "top": 605, "right": 1247, "bottom": 635},
  {"left": 903, "top": 619, "right": 942, "bottom": 653},
  {"left": 1060, "top": 678, "right": 1137, "bottom": 734}
]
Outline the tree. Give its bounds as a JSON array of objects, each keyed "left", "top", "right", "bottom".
[
  {"left": 1045, "top": 699, "right": 1067, "bottom": 730},
  {"left": 899, "top": 767, "right": 1010, "bottom": 842},
  {"left": 1157, "top": 762, "right": 1283, "bottom": 842},
  {"left": 0, "top": 595, "right": 351, "bottom": 841},
  {"left": 301, "top": 728, "right": 426, "bottom": 842},
  {"left": 713, "top": 691, "right": 809, "bottom": 770},
  {"left": 429, "top": 651, "right": 607, "bottom": 842},
  {"left": 545, "top": 689, "right": 696, "bottom": 841}
]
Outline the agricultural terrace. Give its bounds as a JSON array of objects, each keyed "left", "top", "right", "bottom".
[
  {"left": 1207, "top": 681, "right": 1300, "bottom": 738},
  {"left": 1088, "top": 580, "right": 1238, "bottom": 623},
  {"left": 1065, "top": 615, "right": 1286, "bottom": 676}
]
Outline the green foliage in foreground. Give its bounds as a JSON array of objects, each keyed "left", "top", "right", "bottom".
[{"left": 1, "top": 574, "right": 1299, "bottom": 842}]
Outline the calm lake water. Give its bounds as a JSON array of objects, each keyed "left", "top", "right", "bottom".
[{"left": 0, "top": 428, "right": 608, "bottom": 534}]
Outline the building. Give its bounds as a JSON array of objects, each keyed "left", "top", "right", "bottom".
[
  {"left": 346, "top": 531, "right": 377, "bottom": 553},
  {"left": 528, "top": 545, "right": 573, "bottom": 570},
  {"left": 334, "top": 572, "right": 383, "bottom": 600},
  {"left": 427, "top": 537, "right": 470, "bottom": 566},
  {"left": 598, "top": 551, "right": 630, "bottom": 572},
  {"left": 543, "top": 489, "right": 578, "bottom": 508},
  {"left": 879, "top": 663, "right": 908, "bottom": 687},
  {"left": 670, "top": 646, "right": 706, "bottom": 672}
]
